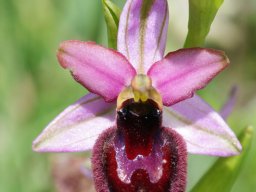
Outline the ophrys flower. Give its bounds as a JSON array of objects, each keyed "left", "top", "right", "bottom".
[{"left": 33, "top": 0, "right": 241, "bottom": 191}]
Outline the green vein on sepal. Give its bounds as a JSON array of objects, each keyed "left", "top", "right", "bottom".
[
  {"left": 184, "top": 0, "right": 224, "bottom": 48},
  {"left": 102, "top": 0, "right": 121, "bottom": 49},
  {"left": 138, "top": 0, "right": 154, "bottom": 73},
  {"left": 190, "top": 126, "right": 253, "bottom": 192}
]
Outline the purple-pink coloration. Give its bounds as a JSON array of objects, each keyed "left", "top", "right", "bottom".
[
  {"left": 148, "top": 48, "right": 229, "bottom": 106},
  {"left": 32, "top": 93, "right": 116, "bottom": 152},
  {"left": 33, "top": 0, "right": 242, "bottom": 191},
  {"left": 118, "top": 0, "right": 169, "bottom": 73},
  {"left": 58, "top": 41, "right": 136, "bottom": 102},
  {"left": 164, "top": 95, "right": 241, "bottom": 156},
  {"left": 220, "top": 86, "right": 238, "bottom": 120},
  {"left": 33, "top": 0, "right": 241, "bottom": 157}
]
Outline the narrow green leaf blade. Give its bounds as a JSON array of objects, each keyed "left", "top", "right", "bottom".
[
  {"left": 184, "top": 0, "right": 224, "bottom": 48},
  {"left": 191, "top": 126, "right": 253, "bottom": 192},
  {"left": 102, "top": 0, "right": 121, "bottom": 49}
]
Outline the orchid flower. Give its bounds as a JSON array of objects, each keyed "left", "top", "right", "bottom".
[{"left": 33, "top": 0, "right": 242, "bottom": 191}]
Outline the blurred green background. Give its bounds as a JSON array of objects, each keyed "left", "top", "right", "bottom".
[{"left": 0, "top": 0, "right": 255, "bottom": 191}]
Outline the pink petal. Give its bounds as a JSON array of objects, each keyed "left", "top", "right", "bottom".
[
  {"left": 32, "top": 93, "right": 116, "bottom": 152},
  {"left": 58, "top": 40, "right": 136, "bottom": 102},
  {"left": 118, "top": 0, "right": 169, "bottom": 73},
  {"left": 162, "top": 95, "right": 242, "bottom": 156},
  {"left": 148, "top": 48, "right": 229, "bottom": 106}
]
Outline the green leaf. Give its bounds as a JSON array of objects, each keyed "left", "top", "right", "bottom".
[
  {"left": 184, "top": 0, "right": 224, "bottom": 48},
  {"left": 102, "top": 0, "right": 121, "bottom": 49},
  {"left": 190, "top": 126, "right": 253, "bottom": 192}
]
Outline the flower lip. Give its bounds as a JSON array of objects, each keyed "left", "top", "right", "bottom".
[
  {"left": 114, "top": 129, "right": 164, "bottom": 184},
  {"left": 117, "top": 99, "right": 162, "bottom": 159},
  {"left": 92, "top": 127, "right": 187, "bottom": 192}
]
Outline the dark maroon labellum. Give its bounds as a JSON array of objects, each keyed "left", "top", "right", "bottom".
[
  {"left": 92, "top": 100, "right": 187, "bottom": 192},
  {"left": 117, "top": 99, "right": 162, "bottom": 159}
]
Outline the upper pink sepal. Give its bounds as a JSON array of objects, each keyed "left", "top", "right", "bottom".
[
  {"left": 118, "top": 0, "right": 169, "bottom": 73},
  {"left": 148, "top": 48, "right": 229, "bottom": 106},
  {"left": 163, "top": 95, "right": 242, "bottom": 156},
  {"left": 58, "top": 40, "right": 136, "bottom": 102},
  {"left": 32, "top": 93, "right": 116, "bottom": 152}
]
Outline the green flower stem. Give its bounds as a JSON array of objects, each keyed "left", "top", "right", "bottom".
[
  {"left": 102, "top": 0, "right": 121, "bottom": 49},
  {"left": 184, "top": 0, "right": 224, "bottom": 48}
]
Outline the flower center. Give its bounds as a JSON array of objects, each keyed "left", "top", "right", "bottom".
[{"left": 117, "top": 74, "right": 163, "bottom": 110}]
